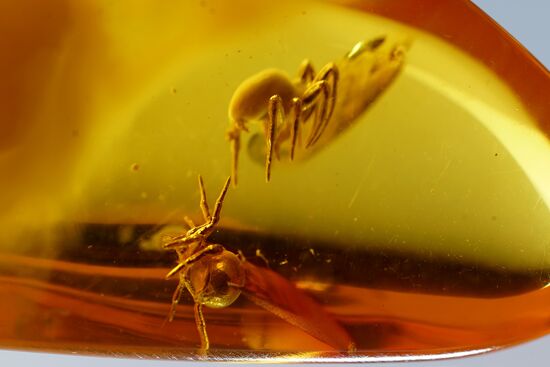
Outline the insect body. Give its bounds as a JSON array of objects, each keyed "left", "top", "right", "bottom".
[
  {"left": 226, "top": 36, "right": 408, "bottom": 185},
  {"left": 163, "top": 175, "right": 354, "bottom": 352}
]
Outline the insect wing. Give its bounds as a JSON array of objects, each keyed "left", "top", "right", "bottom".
[{"left": 241, "top": 261, "right": 354, "bottom": 351}]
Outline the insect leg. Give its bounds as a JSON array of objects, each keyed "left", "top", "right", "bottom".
[
  {"left": 209, "top": 176, "right": 231, "bottom": 226},
  {"left": 313, "top": 62, "right": 337, "bottom": 84},
  {"left": 255, "top": 248, "right": 270, "bottom": 268},
  {"left": 194, "top": 302, "right": 210, "bottom": 352},
  {"left": 266, "top": 95, "right": 285, "bottom": 182},
  {"left": 270, "top": 96, "right": 301, "bottom": 161},
  {"left": 302, "top": 81, "right": 330, "bottom": 147},
  {"left": 184, "top": 216, "right": 196, "bottom": 229},
  {"left": 166, "top": 261, "right": 186, "bottom": 279},
  {"left": 179, "top": 176, "right": 230, "bottom": 241},
  {"left": 167, "top": 277, "right": 186, "bottom": 322},
  {"left": 163, "top": 232, "right": 202, "bottom": 249},
  {"left": 162, "top": 236, "right": 192, "bottom": 250},
  {"left": 165, "top": 243, "right": 223, "bottom": 279},
  {"left": 314, "top": 63, "right": 339, "bottom": 143},
  {"left": 297, "top": 59, "right": 315, "bottom": 84},
  {"left": 289, "top": 97, "right": 302, "bottom": 161},
  {"left": 197, "top": 175, "right": 211, "bottom": 222},
  {"left": 164, "top": 175, "right": 231, "bottom": 247},
  {"left": 305, "top": 63, "right": 339, "bottom": 147},
  {"left": 226, "top": 126, "right": 241, "bottom": 187}
]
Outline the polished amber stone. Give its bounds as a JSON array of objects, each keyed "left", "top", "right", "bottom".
[{"left": 0, "top": 0, "right": 549, "bottom": 362}]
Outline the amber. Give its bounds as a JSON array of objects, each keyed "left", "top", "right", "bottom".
[{"left": 1, "top": 0, "right": 550, "bottom": 362}]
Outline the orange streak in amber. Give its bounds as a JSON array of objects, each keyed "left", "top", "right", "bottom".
[{"left": 1, "top": 253, "right": 550, "bottom": 357}]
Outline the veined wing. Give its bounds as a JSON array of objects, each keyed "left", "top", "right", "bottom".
[{"left": 241, "top": 261, "right": 355, "bottom": 351}]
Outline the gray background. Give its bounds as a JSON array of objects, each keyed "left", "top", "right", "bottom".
[{"left": 1, "top": 0, "right": 549, "bottom": 366}]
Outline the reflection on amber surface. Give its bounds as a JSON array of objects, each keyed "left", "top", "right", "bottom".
[{"left": 1, "top": 0, "right": 550, "bottom": 362}]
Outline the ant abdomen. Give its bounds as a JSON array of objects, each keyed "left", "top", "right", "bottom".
[{"left": 185, "top": 250, "right": 245, "bottom": 309}]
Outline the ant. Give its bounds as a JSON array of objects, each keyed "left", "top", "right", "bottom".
[
  {"left": 163, "top": 175, "right": 355, "bottom": 353},
  {"left": 226, "top": 36, "right": 408, "bottom": 186}
]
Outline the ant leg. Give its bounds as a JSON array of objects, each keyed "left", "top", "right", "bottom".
[
  {"left": 165, "top": 244, "right": 224, "bottom": 279},
  {"left": 313, "top": 63, "right": 339, "bottom": 141},
  {"left": 255, "top": 249, "right": 270, "bottom": 268},
  {"left": 167, "top": 278, "right": 186, "bottom": 322},
  {"left": 271, "top": 97, "right": 301, "bottom": 161},
  {"left": 194, "top": 302, "right": 210, "bottom": 352},
  {"left": 209, "top": 176, "right": 231, "bottom": 226},
  {"left": 289, "top": 97, "right": 302, "bottom": 161},
  {"left": 166, "top": 262, "right": 186, "bottom": 280},
  {"left": 197, "top": 175, "right": 211, "bottom": 222},
  {"left": 266, "top": 95, "right": 285, "bottom": 182},
  {"left": 302, "top": 81, "right": 330, "bottom": 147},
  {"left": 297, "top": 59, "right": 315, "bottom": 84},
  {"left": 226, "top": 126, "right": 241, "bottom": 187},
  {"left": 184, "top": 216, "right": 196, "bottom": 229},
  {"left": 162, "top": 231, "right": 192, "bottom": 250},
  {"left": 304, "top": 63, "right": 338, "bottom": 147},
  {"left": 163, "top": 229, "right": 201, "bottom": 249},
  {"left": 179, "top": 176, "right": 230, "bottom": 242}
]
